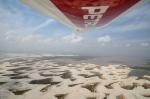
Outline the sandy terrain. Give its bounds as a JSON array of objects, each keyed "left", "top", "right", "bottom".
[{"left": 0, "top": 56, "right": 150, "bottom": 99}]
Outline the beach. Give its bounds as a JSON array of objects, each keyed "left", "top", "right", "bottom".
[{"left": 0, "top": 55, "right": 150, "bottom": 99}]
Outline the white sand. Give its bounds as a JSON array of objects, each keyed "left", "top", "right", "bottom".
[{"left": 0, "top": 57, "right": 150, "bottom": 99}]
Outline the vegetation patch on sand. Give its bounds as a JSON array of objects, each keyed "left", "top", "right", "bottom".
[
  {"left": 55, "top": 94, "right": 68, "bottom": 99},
  {"left": 120, "top": 83, "right": 138, "bottom": 90},
  {"left": 61, "top": 71, "right": 72, "bottom": 79},
  {"left": 142, "top": 83, "right": 150, "bottom": 89},
  {"left": 9, "top": 89, "right": 31, "bottom": 95},
  {"left": 40, "top": 84, "right": 51, "bottom": 92},
  {"left": 29, "top": 78, "right": 52, "bottom": 84},
  {"left": 82, "top": 82, "right": 99, "bottom": 92},
  {"left": 87, "top": 97, "right": 97, "bottom": 99},
  {"left": 105, "top": 82, "right": 118, "bottom": 89},
  {"left": 116, "top": 94, "right": 126, "bottom": 99},
  {"left": 0, "top": 82, "right": 7, "bottom": 85},
  {"left": 29, "top": 78, "right": 61, "bottom": 85},
  {"left": 143, "top": 93, "right": 150, "bottom": 97},
  {"left": 10, "top": 75, "right": 29, "bottom": 79}
]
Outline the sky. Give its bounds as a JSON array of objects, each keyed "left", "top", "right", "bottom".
[{"left": 0, "top": 0, "right": 150, "bottom": 56}]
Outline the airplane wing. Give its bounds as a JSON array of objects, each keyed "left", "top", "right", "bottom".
[{"left": 22, "top": 0, "right": 149, "bottom": 32}]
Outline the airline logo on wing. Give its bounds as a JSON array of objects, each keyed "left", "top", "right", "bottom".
[
  {"left": 82, "top": 6, "right": 109, "bottom": 28},
  {"left": 51, "top": 0, "right": 140, "bottom": 28}
]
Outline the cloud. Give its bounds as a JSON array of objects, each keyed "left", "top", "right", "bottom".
[
  {"left": 99, "top": 3, "right": 150, "bottom": 34},
  {"left": 2, "top": 18, "right": 54, "bottom": 45},
  {"left": 111, "top": 22, "right": 149, "bottom": 32},
  {"left": 21, "top": 35, "right": 52, "bottom": 44},
  {"left": 5, "top": 31, "right": 52, "bottom": 45},
  {"left": 97, "top": 35, "right": 112, "bottom": 43},
  {"left": 101, "top": 20, "right": 150, "bottom": 34},
  {"left": 32, "top": 19, "right": 54, "bottom": 32},
  {"left": 141, "top": 42, "right": 149, "bottom": 47},
  {"left": 0, "top": 0, "right": 150, "bottom": 56},
  {"left": 125, "top": 43, "right": 131, "bottom": 47},
  {"left": 62, "top": 33, "right": 83, "bottom": 43}
]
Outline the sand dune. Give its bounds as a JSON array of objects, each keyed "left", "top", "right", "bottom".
[{"left": 0, "top": 56, "right": 150, "bottom": 99}]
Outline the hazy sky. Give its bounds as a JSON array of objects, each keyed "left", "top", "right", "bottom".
[{"left": 0, "top": 0, "right": 150, "bottom": 56}]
